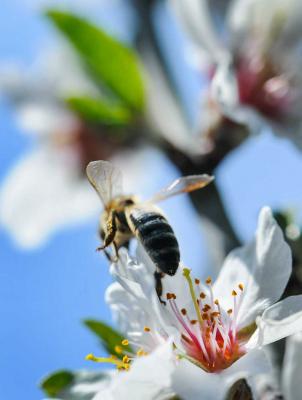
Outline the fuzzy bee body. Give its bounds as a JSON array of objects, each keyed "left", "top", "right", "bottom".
[
  {"left": 86, "top": 160, "right": 213, "bottom": 304},
  {"left": 127, "top": 206, "right": 180, "bottom": 277}
]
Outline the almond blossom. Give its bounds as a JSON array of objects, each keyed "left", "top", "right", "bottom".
[
  {"left": 86, "top": 207, "right": 302, "bottom": 399},
  {"left": 171, "top": 0, "right": 302, "bottom": 149},
  {"left": 0, "top": 47, "right": 156, "bottom": 248}
]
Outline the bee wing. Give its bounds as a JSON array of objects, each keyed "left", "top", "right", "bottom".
[
  {"left": 146, "top": 174, "right": 214, "bottom": 204},
  {"left": 86, "top": 160, "right": 123, "bottom": 205}
]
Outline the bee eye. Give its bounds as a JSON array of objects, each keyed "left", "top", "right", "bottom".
[{"left": 124, "top": 199, "right": 134, "bottom": 206}]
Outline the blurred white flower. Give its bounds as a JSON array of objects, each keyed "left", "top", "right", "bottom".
[
  {"left": 87, "top": 207, "right": 302, "bottom": 399},
  {"left": 171, "top": 0, "right": 302, "bottom": 149},
  {"left": 0, "top": 48, "right": 159, "bottom": 248},
  {"left": 282, "top": 332, "right": 302, "bottom": 400}
]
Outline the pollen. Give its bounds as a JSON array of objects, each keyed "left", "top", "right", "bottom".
[
  {"left": 123, "top": 355, "right": 130, "bottom": 364},
  {"left": 144, "top": 326, "right": 151, "bottom": 332},
  {"left": 114, "top": 345, "right": 123, "bottom": 354},
  {"left": 205, "top": 277, "right": 212, "bottom": 285},
  {"left": 122, "top": 339, "right": 129, "bottom": 346},
  {"left": 85, "top": 353, "right": 96, "bottom": 361},
  {"left": 168, "top": 268, "right": 247, "bottom": 373},
  {"left": 136, "top": 348, "right": 147, "bottom": 357}
]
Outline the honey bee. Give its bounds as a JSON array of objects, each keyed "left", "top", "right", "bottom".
[{"left": 86, "top": 160, "right": 213, "bottom": 303}]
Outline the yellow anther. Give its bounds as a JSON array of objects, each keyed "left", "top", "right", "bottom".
[
  {"left": 200, "top": 292, "right": 206, "bottom": 299},
  {"left": 205, "top": 277, "right": 212, "bottom": 285},
  {"left": 85, "top": 353, "right": 96, "bottom": 361},
  {"left": 137, "top": 348, "right": 145, "bottom": 357},
  {"left": 144, "top": 326, "right": 151, "bottom": 332},
  {"left": 114, "top": 345, "right": 123, "bottom": 354},
  {"left": 122, "top": 339, "right": 129, "bottom": 346},
  {"left": 191, "top": 319, "right": 197, "bottom": 324},
  {"left": 181, "top": 308, "right": 187, "bottom": 315},
  {"left": 227, "top": 309, "right": 233, "bottom": 314},
  {"left": 195, "top": 278, "right": 200, "bottom": 285},
  {"left": 211, "top": 312, "right": 220, "bottom": 318},
  {"left": 238, "top": 283, "right": 244, "bottom": 291},
  {"left": 123, "top": 355, "right": 130, "bottom": 364},
  {"left": 136, "top": 348, "right": 148, "bottom": 357},
  {"left": 86, "top": 354, "right": 129, "bottom": 370},
  {"left": 214, "top": 299, "right": 219, "bottom": 305},
  {"left": 232, "top": 290, "right": 237, "bottom": 297},
  {"left": 202, "top": 313, "right": 209, "bottom": 320}
]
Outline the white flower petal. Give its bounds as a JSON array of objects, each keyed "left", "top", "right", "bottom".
[
  {"left": 17, "top": 102, "right": 77, "bottom": 137},
  {"left": 282, "top": 332, "right": 302, "bottom": 400},
  {"left": 213, "top": 207, "right": 291, "bottom": 328},
  {"left": 172, "top": 359, "right": 226, "bottom": 400},
  {"left": 172, "top": 348, "right": 270, "bottom": 400},
  {"left": 0, "top": 147, "right": 99, "bottom": 248},
  {"left": 92, "top": 340, "right": 176, "bottom": 400},
  {"left": 60, "top": 370, "right": 114, "bottom": 400},
  {"left": 247, "top": 295, "right": 302, "bottom": 348},
  {"left": 105, "top": 281, "right": 159, "bottom": 349},
  {"left": 169, "top": 0, "right": 229, "bottom": 63}
]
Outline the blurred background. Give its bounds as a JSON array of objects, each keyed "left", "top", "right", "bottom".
[{"left": 1, "top": 0, "right": 302, "bottom": 399}]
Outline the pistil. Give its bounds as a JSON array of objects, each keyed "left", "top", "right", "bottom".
[{"left": 166, "top": 269, "right": 247, "bottom": 372}]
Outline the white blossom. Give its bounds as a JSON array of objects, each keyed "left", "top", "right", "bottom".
[
  {"left": 0, "top": 47, "right": 161, "bottom": 248},
  {"left": 170, "top": 0, "right": 302, "bottom": 149},
  {"left": 88, "top": 207, "right": 302, "bottom": 399}
]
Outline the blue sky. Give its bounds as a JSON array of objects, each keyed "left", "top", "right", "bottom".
[{"left": 1, "top": 1, "right": 302, "bottom": 399}]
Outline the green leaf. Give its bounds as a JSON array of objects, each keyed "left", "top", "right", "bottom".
[
  {"left": 40, "top": 370, "right": 111, "bottom": 399},
  {"left": 46, "top": 10, "right": 145, "bottom": 111},
  {"left": 66, "top": 96, "right": 132, "bottom": 125},
  {"left": 84, "top": 319, "right": 132, "bottom": 357},
  {"left": 40, "top": 370, "right": 74, "bottom": 397}
]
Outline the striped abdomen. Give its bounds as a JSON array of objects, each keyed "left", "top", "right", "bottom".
[{"left": 129, "top": 210, "right": 180, "bottom": 276}]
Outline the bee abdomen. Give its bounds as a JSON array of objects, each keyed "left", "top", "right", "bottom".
[{"left": 132, "top": 212, "right": 180, "bottom": 276}]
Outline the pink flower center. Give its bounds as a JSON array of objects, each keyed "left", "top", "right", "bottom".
[
  {"left": 166, "top": 269, "right": 247, "bottom": 373},
  {"left": 235, "top": 51, "right": 292, "bottom": 119}
]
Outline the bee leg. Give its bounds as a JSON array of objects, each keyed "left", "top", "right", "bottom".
[
  {"left": 154, "top": 271, "right": 166, "bottom": 306},
  {"left": 111, "top": 241, "right": 119, "bottom": 262},
  {"left": 102, "top": 249, "right": 112, "bottom": 261},
  {"left": 97, "top": 211, "right": 117, "bottom": 251}
]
